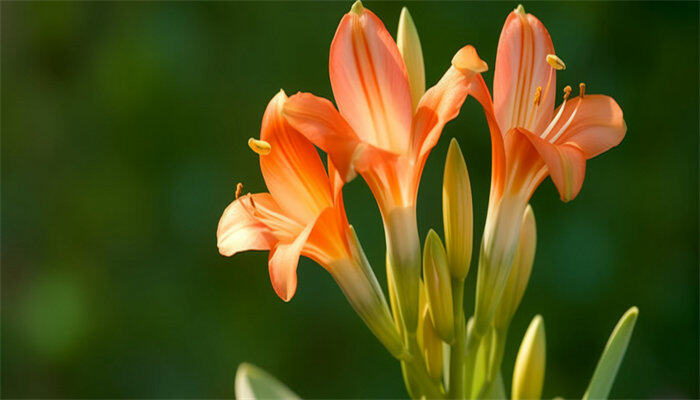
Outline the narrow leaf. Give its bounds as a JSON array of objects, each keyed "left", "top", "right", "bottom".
[
  {"left": 235, "top": 363, "right": 300, "bottom": 400},
  {"left": 583, "top": 307, "right": 639, "bottom": 400}
]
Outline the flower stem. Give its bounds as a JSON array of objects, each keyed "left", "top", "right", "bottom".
[{"left": 448, "top": 279, "right": 466, "bottom": 399}]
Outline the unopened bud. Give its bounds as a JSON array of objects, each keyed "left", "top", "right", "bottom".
[
  {"left": 397, "top": 7, "right": 425, "bottom": 110},
  {"left": 512, "top": 315, "right": 546, "bottom": 400},
  {"left": 494, "top": 205, "right": 536, "bottom": 329},
  {"left": 417, "top": 297, "right": 443, "bottom": 381},
  {"left": 423, "top": 230, "right": 454, "bottom": 343},
  {"left": 443, "top": 139, "right": 474, "bottom": 280}
]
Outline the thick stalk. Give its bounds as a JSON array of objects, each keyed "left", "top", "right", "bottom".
[
  {"left": 448, "top": 280, "right": 466, "bottom": 399},
  {"left": 463, "top": 320, "right": 483, "bottom": 399},
  {"left": 384, "top": 207, "right": 421, "bottom": 333}
]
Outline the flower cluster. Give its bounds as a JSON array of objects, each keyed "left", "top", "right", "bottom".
[{"left": 218, "top": 3, "right": 634, "bottom": 399}]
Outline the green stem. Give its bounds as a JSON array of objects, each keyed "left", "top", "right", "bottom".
[
  {"left": 448, "top": 280, "right": 466, "bottom": 399},
  {"left": 463, "top": 321, "right": 483, "bottom": 399}
]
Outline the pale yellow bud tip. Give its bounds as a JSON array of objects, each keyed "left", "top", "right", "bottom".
[
  {"left": 350, "top": 0, "right": 364, "bottom": 15},
  {"left": 546, "top": 54, "right": 566, "bottom": 70},
  {"left": 515, "top": 4, "right": 526, "bottom": 15},
  {"left": 512, "top": 315, "right": 546, "bottom": 400},
  {"left": 248, "top": 138, "right": 271, "bottom": 155},
  {"left": 451, "top": 45, "right": 488, "bottom": 74}
]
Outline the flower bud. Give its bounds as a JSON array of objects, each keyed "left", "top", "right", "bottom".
[
  {"left": 417, "top": 292, "right": 443, "bottom": 381},
  {"left": 423, "top": 230, "right": 454, "bottom": 343},
  {"left": 512, "top": 315, "right": 546, "bottom": 400},
  {"left": 494, "top": 204, "right": 536, "bottom": 330},
  {"left": 397, "top": 7, "right": 425, "bottom": 110},
  {"left": 443, "top": 138, "right": 473, "bottom": 281}
]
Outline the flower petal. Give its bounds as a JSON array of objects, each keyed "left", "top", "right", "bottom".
[
  {"left": 284, "top": 92, "right": 400, "bottom": 183},
  {"left": 259, "top": 91, "right": 332, "bottom": 224},
  {"left": 468, "top": 75, "right": 507, "bottom": 199},
  {"left": 412, "top": 45, "right": 487, "bottom": 163},
  {"left": 493, "top": 9, "right": 555, "bottom": 134},
  {"left": 268, "top": 218, "right": 316, "bottom": 302},
  {"left": 549, "top": 95, "right": 626, "bottom": 158},
  {"left": 217, "top": 193, "right": 278, "bottom": 257},
  {"left": 514, "top": 128, "right": 587, "bottom": 202},
  {"left": 330, "top": 6, "right": 413, "bottom": 154}
]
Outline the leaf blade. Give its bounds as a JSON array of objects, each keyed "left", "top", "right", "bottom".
[
  {"left": 583, "top": 307, "right": 639, "bottom": 400},
  {"left": 235, "top": 363, "right": 300, "bottom": 400}
]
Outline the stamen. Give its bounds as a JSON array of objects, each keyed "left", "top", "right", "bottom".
[
  {"left": 525, "top": 86, "right": 542, "bottom": 129},
  {"left": 249, "top": 195, "right": 257, "bottom": 210},
  {"left": 533, "top": 86, "right": 542, "bottom": 106},
  {"left": 248, "top": 138, "right": 271, "bottom": 155},
  {"left": 548, "top": 89, "right": 585, "bottom": 143},
  {"left": 235, "top": 182, "right": 243, "bottom": 199},
  {"left": 539, "top": 86, "right": 572, "bottom": 139},
  {"left": 579, "top": 82, "right": 586, "bottom": 98},
  {"left": 563, "top": 85, "right": 572, "bottom": 101},
  {"left": 546, "top": 54, "right": 566, "bottom": 70}
]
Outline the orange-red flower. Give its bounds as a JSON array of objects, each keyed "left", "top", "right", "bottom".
[
  {"left": 283, "top": 4, "right": 486, "bottom": 219},
  {"left": 217, "top": 90, "right": 404, "bottom": 356},
  {"left": 282, "top": 1, "right": 487, "bottom": 330},
  {"left": 217, "top": 91, "right": 354, "bottom": 302},
  {"left": 469, "top": 6, "right": 627, "bottom": 333}
]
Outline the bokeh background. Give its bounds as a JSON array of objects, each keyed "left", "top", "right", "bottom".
[{"left": 2, "top": 1, "right": 698, "bottom": 398}]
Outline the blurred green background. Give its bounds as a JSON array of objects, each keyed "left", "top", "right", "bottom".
[{"left": 2, "top": 1, "right": 698, "bottom": 398}]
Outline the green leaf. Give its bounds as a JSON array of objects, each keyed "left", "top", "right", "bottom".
[
  {"left": 583, "top": 307, "right": 639, "bottom": 400},
  {"left": 235, "top": 363, "right": 300, "bottom": 400}
]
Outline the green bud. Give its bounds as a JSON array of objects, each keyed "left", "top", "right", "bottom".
[
  {"left": 512, "top": 315, "right": 546, "bottom": 400},
  {"left": 423, "top": 230, "right": 454, "bottom": 343},
  {"left": 417, "top": 295, "right": 443, "bottom": 381},
  {"left": 443, "top": 139, "right": 473, "bottom": 280},
  {"left": 397, "top": 7, "right": 425, "bottom": 110},
  {"left": 494, "top": 204, "right": 536, "bottom": 330}
]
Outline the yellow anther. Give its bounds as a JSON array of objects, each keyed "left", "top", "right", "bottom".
[
  {"left": 546, "top": 54, "right": 566, "bottom": 70},
  {"left": 579, "top": 82, "right": 586, "bottom": 98},
  {"left": 235, "top": 182, "right": 243, "bottom": 199},
  {"left": 563, "top": 85, "right": 572, "bottom": 100},
  {"left": 515, "top": 4, "right": 526, "bottom": 15},
  {"left": 248, "top": 138, "right": 271, "bottom": 155},
  {"left": 533, "top": 86, "right": 542, "bottom": 106}
]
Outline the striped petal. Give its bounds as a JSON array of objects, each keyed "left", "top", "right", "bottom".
[
  {"left": 259, "top": 91, "right": 332, "bottom": 225},
  {"left": 329, "top": 4, "right": 412, "bottom": 154},
  {"left": 493, "top": 8, "right": 555, "bottom": 134}
]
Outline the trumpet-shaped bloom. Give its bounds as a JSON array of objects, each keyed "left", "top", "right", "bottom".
[
  {"left": 470, "top": 6, "right": 626, "bottom": 334},
  {"left": 283, "top": 4, "right": 487, "bottom": 218},
  {"left": 217, "top": 90, "right": 404, "bottom": 357},
  {"left": 282, "top": 1, "right": 486, "bottom": 331},
  {"left": 217, "top": 91, "right": 354, "bottom": 302}
]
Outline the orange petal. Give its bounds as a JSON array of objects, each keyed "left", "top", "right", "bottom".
[
  {"left": 259, "top": 91, "right": 333, "bottom": 224},
  {"left": 330, "top": 6, "right": 413, "bottom": 154},
  {"left": 217, "top": 193, "right": 278, "bottom": 256},
  {"left": 268, "top": 218, "right": 316, "bottom": 302},
  {"left": 412, "top": 45, "right": 486, "bottom": 163},
  {"left": 468, "top": 75, "right": 507, "bottom": 199},
  {"left": 493, "top": 10, "right": 555, "bottom": 134},
  {"left": 284, "top": 92, "right": 400, "bottom": 183},
  {"left": 283, "top": 92, "right": 362, "bottom": 181},
  {"left": 549, "top": 95, "right": 626, "bottom": 159},
  {"left": 514, "top": 128, "right": 587, "bottom": 202}
]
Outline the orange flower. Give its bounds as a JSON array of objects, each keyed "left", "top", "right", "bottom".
[
  {"left": 217, "top": 91, "right": 403, "bottom": 356},
  {"left": 469, "top": 5, "right": 627, "bottom": 334},
  {"left": 282, "top": 1, "right": 487, "bottom": 330}
]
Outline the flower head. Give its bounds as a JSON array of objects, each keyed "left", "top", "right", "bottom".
[
  {"left": 282, "top": 2, "right": 487, "bottom": 218},
  {"left": 218, "top": 90, "right": 357, "bottom": 302}
]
